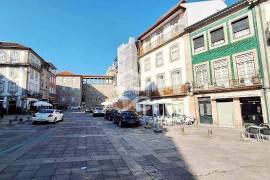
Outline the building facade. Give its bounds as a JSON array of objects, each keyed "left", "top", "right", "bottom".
[
  {"left": 82, "top": 75, "right": 117, "bottom": 108},
  {"left": 137, "top": 0, "right": 227, "bottom": 116},
  {"left": 56, "top": 71, "right": 82, "bottom": 108},
  {"left": 187, "top": 0, "right": 270, "bottom": 127},
  {"left": 48, "top": 63, "right": 57, "bottom": 104},
  {"left": 0, "top": 42, "right": 45, "bottom": 113}
]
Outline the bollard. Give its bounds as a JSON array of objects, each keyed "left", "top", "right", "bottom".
[
  {"left": 27, "top": 116, "right": 31, "bottom": 122},
  {"left": 240, "top": 132, "right": 250, "bottom": 142},
  {"left": 14, "top": 116, "right": 18, "bottom": 121},
  {"left": 19, "top": 118, "right": 23, "bottom": 124},
  {"left": 8, "top": 119, "right": 13, "bottom": 127},
  {"left": 180, "top": 127, "right": 187, "bottom": 135},
  {"left": 207, "top": 129, "right": 213, "bottom": 138}
]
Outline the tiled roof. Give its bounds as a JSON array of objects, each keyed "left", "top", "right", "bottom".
[
  {"left": 57, "top": 71, "right": 76, "bottom": 76},
  {"left": 0, "top": 42, "right": 29, "bottom": 49},
  {"left": 137, "top": 1, "right": 185, "bottom": 40}
]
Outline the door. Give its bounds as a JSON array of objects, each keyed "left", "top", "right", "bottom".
[
  {"left": 217, "top": 99, "right": 234, "bottom": 128},
  {"left": 198, "top": 97, "right": 213, "bottom": 124}
]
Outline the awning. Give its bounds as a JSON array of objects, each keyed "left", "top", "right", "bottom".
[
  {"left": 101, "top": 101, "right": 113, "bottom": 106},
  {"left": 151, "top": 99, "right": 180, "bottom": 104},
  {"left": 137, "top": 100, "right": 152, "bottom": 105},
  {"left": 33, "top": 101, "right": 53, "bottom": 107}
]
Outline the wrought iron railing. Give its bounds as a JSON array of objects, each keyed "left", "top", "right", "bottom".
[
  {"left": 139, "top": 25, "right": 184, "bottom": 56},
  {"left": 193, "top": 76, "right": 262, "bottom": 91},
  {"left": 139, "top": 84, "right": 189, "bottom": 97}
]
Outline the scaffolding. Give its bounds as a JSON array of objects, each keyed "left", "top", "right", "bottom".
[{"left": 117, "top": 37, "right": 139, "bottom": 100}]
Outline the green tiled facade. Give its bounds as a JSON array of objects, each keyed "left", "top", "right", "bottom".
[{"left": 190, "top": 7, "right": 263, "bottom": 82}]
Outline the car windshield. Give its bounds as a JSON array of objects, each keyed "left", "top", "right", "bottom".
[
  {"left": 96, "top": 108, "right": 103, "bottom": 110},
  {"left": 122, "top": 111, "right": 136, "bottom": 116},
  {"left": 39, "top": 109, "right": 54, "bottom": 113}
]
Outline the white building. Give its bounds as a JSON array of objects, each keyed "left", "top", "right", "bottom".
[
  {"left": 137, "top": 0, "right": 227, "bottom": 116},
  {"left": 0, "top": 42, "right": 44, "bottom": 113}
]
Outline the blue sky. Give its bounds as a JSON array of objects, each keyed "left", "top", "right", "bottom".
[{"left": 0, "top": 0, "right": 236, "bottom": 75}]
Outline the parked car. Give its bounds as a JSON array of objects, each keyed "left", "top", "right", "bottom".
[
  {"left": 93, "top": 107, "right": 105, "bottom": 117},
  {"left": 32, "top": 109, "right": 64, "bottom": 124},
  {"left": 113, "top": 110, "right": 140, "bottom": 127},
  {"left": 70, "top": 106, "right": 81, "bottom": 110},
  {"left": 85, "top": 108, "right": 92, "bottom": 113}
]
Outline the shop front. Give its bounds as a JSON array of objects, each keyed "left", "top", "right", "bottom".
[{"left": 196, "top": 90, "right": 266, "bottom": 128}]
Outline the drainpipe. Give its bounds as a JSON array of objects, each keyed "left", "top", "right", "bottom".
[{"left": 250, "top": 0, "right": 270, "bottom": 123}]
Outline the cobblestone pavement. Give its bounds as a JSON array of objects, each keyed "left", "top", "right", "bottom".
[{"left": 0, "top": 111, "right": 270, "bottom": 180}]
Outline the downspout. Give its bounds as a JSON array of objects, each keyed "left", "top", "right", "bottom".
[{"left": 251, "top": 2, "right": 270, "bottom": 123}]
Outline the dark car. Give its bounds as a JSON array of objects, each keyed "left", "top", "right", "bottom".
[
  {"left": 104, "top": 109, "right": 112, "bottom": 120},
  {"left": 113, "top": 111, "right": 140, "bottom": 127}
]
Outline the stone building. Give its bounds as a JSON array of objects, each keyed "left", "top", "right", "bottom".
[
  {"left": 186, "top": 0, "right": 270, "bottom": 127},
  {"left": 56, "top": 71, "right": 82, "bottom": 108},
  {"left": 0, "top": 42, "right": 46, "bottom": 113},
  {"left": 82, "top": 75, "right": 117, "bottom": 108}
]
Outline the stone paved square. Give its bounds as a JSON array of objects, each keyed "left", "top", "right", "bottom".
[{"left": 0, "top": 111, "right": 270, "bottom": 180}]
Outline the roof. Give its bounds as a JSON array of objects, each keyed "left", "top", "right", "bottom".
[
  {"left": 0, "top": 42, "right": 29, "bottom": 49},
  {"left": 57, "top": 71, "right": 81, "bottom": 77},
  {"left": 185, "top": 0, "right": 248, "bottom": 32},
  {"left": 82, "top": 75, "right": 114, "bottom": 78},
  {"left": 137, "top": 1, "right": 185, "bottom": 40},
  {"left": 0, "top": 41, "right": 47, "bottom": 64}
]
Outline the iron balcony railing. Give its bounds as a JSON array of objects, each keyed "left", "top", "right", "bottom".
[
  {"left": 139, "top": 84, "right": 189, "bottom": 97},
  {"left": 193, "top": 76, "right": 262, "bottom": 92},
  {"left": 139, "top": 25, "right": 184, "bottom": 56}
]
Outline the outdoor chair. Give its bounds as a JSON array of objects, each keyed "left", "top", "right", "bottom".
[
  {"left": 259, "top": 124, "right": 270, "bottom": 140},
  {"left": 245, "top": 126, "right": 261, "bottom": 140}
]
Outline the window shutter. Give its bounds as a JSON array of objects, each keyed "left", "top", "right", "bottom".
[
  {"left": 232, "top": 17, "right": 249, "bottom": 33},
  {"left": 194, "top": 35, "right": 204, "bottom": 49},
  {"left": 211, "top": 27, "right": 224, "bottom": 43}
]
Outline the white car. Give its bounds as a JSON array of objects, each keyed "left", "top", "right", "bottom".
[
  {"left": 32, "top": 109, "right": 64, "bottom": 124},
  {"left": 93, "top": 107, "right": 105, "bottom": 117}
]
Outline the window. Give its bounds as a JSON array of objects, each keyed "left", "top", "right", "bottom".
[
  {"left": 155, "top": 52, "right": 163, "bottom": 67},
  {"left": 171, "top": 69, "right": 182, "bottom": 89},
  {"left": 236, "top": 52, "right": 255, "bottom": 84},
  {"left": 30, "top": 69, "right": 34, "bottom": 79},
  {"left": 213, "top": 59, "right": 229, "bottom": 87},
  {"left": 0, "top": 50, "right": 7, "bottom": 62},
  {"left": 170, "top": 45, "right": 179, "bottom": 61},
  {"left": 195, "top": 64, "right": 208, "bottom": 87},
  {"left": 144, "top": 58, "right": 151, "bottom": 72},
  {"left": 157, "top": 30, "right": 163, "bottom": 43},
  {"left": 145, "top": 78, "right": 152, "bottom": 91},
  {"left": 193, "top": 35, "right": 205, "bottom": 53},
  {"left": 8, "top": 81, "right": 18, "bottom": 93},
  {"left": 232, "top": 16, "right": 250, "bottom": 38},
  {"left": 9, "top": 68, "right": 18, "bottom": 79},
  {"left": 0, "top": 81, "right": 4, "bottom": 92},
  {"left": 10, "top": 51, "right": 20, "bottom": 63},
  {"left": 34, "top": 71, "right": 38, "bottom": 80},
  {"left": 157, "top": 74, "right": 165, "bottom": 89},
  {"left": 210, "top": 27, "right": 225, "bottom": 46},
  {"left": 171, "top": 20, "right": 179, "bottom": 34}
]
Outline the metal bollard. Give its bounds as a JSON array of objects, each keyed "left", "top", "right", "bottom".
[
  {"left": 19, "top": 118, "right": 23, "bottom": 124},
  {"left": 8, "top": 119, "right": 13, "bottom": 127},
  {"left": 14, "top": 116, "right": 18, "bottom": 121},
  {"left": 207, "top": 129, "right": 213, "bottom": 138}
]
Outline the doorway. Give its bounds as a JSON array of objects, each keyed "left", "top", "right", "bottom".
[
  {"left": 240, "top": 97, "right": 263, "bottom": 125},
  {"left": 198, "top": 97, "right": 213, "bottom": 124}
]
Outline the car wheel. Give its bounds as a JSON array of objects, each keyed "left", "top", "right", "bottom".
[
  {"left": 119, "top": 121, "right": 122, "bottom": 127},
  {"left": 54, "top": 118, "right": 57, "bottom": 123}
]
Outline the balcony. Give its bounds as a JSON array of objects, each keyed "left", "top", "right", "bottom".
[
  {"left": 193, "top": 76, "right": 262, "bottom": 94},
  {"left": 139, "top": 84, "right": 189, "bottom": 98},
  {"left": 139, "top": 25, "right": 184, "bottom": 56}
]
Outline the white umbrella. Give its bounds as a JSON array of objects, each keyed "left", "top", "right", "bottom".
[
  {"left": 101, "top": 101, "right": 112, "bottom": 106},
  {"left": 33, "top": 101, "right": 52, "bottom": 107}
]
